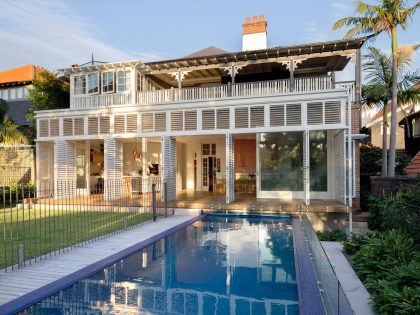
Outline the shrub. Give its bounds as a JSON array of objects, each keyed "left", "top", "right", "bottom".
[
  {"left": 368, "top": 184, "right": 420, "bottom": 243},
  {"left": 352, "top": 230, "right": 419, "bottom": 283},
  {"left": 343, "top": 231, "right": 376, "bottom": 255},
  {"left": 316, "top": 229, "right": 348, "bottom": 242},
  {"left": 369, "top": 262, "right": 420, "bottom": 314}
]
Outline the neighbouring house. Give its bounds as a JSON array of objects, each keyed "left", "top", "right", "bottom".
[
  {"left": 0, "top": 64, "right": 43, "bottom": 126},
  {"left": 35, "top": 16, "right": 365, "bottom": 229},
  {"left": 400, "top": 100, "right": 420, "bottom": 176},
  {"left": 364, "top": 103, "right": 410, "bottom": 150}
]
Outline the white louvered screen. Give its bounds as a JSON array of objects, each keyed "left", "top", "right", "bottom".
[
  {"left": 162, "top": 136, "right": 176, "bottom": 201},
  {"left": 126, "top": 114, "right": 138, "bottom": 133},
  {"left": 99, "top": 116, "right": 110, "bottom": 134},
  {"left": 73, "top": 117, "right": 84, "bottom": 136},
  {"left": 88, "top": 117, "right": 99, "bottom": 135},
  {"left": 202, "top": 109, "right": 215, "bottom": 130},
  {"left": 307, "top": 102, "right": 323, "bottom": 125},
  {"left": 36, "top": 142, "right": 54, "bottom": 196},
  {"left": 142, "top": 113, "right": 153, "bottom": 132},
  {"left": 154, "top": 112, "right": 166, "bottom": 132},
  {"left": 226, "top": 133, "right": 235, "bottom": 203},
  {"left": 217, "top": 108, "right": 230, "bottom": 129},
  {"left": 303, "top": 131, "right": 310, "bottom": 205},
  {"left": 63, "top": 118, "right": 73, "bottom": 136},
  {"left": 285, "top": 103, "right": 301, "bottom": 126},
  {"left": 50, "top": 119, "right": 59, "bottom": 137},
  {"left": 39, "top": 120, "right": 49, "bottom": 137},
  {"left": 104, "top": 138, "right": 123, "bottom": 200},
  {"left": 250, "top": 106, "right": 264, "bottom": 128},
  {"left": 171, "top": 111, "right": 183, "bottom": 131},
  {"left": 325, "top": 101, "right": 342, "bottom": 124},
  {"left": 334, "top": 131, "right": 346, "bottom": 203},
  {"left": 55, "top": 140, "right": 76, "bottom": 197},
  {"left": 235, "top": 107, "right": 249, "bottom": 129},
  {"left": 270, "top": 105, "right": 285, "bottom": 126},
  {"left": 114, "top": 115, "right": 125, "bottom": 134},
  {"left": 184, "top": 110, "right": 197, "bottom": 130}
]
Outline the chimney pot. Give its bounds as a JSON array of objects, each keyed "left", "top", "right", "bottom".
[
  {"left": 252, "top": 16, "right": 258, "bottom": 23},
  {"left": 260, "top": 15, "right": 265, "bottom": 22},
  {"left": 245, "top": 16, "right": 251, "bottom": 24},
  {"left": 242, "top": 15, "right": 268, "bottom": 51}
]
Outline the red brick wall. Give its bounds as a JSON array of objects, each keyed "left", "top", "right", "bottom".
[{"left": 352, "top": 104, "right": 361, "bottom": 210}]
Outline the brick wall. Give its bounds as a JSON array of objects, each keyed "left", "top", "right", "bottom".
[
  {"left": 369, "top": 110, "right": 406, "bottom": 150},
  {"left": 0, "top": 147, "right": 35, "bottom": 185},
  {"left": 352, "top": 104, "right": 361, "bottom": 210}
]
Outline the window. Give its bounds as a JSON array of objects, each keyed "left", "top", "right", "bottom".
[
  {"left": 117, "top": 70, "right": 131, "bottom": 92},
  {"left": 87, "top": 72, "right": 99, "bottom": 94},
  {"left": 102, "top": 71, "right": 114, "bottom": 93},
  {"left": 413, "top": 118, "right": 420, "bottom": 137},
  {"left": 74, "top": 75, "right": 86, "bottom": 95}
]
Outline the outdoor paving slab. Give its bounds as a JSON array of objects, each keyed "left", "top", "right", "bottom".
[
  {"left": 0, "top": 214, "right": 199, "bottom": 312},
  {"left": 321, "top": 241, "right": 376, "bottom": 315}
]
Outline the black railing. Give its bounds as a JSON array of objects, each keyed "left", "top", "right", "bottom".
[{"left": 0, "top": 179, "right": 172, "bottom": 272}]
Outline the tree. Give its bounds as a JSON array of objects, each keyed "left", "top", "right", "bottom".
[
  {"left": 0, "top": 98, "right": 8, "bottom": 121},
  {"left": 362, "top": 46, "right": 419, "bottom": 175},
  {"left": 26, "top": 70, "right": 70, "bottom": 123},
  {"left": 0, "top": 118, "right": 28, "bottom": 145},
  {"left": 333, "top": 0, "right": 419, "bottom": 176}
]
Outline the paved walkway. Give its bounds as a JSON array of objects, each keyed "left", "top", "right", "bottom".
[
  {"left": 321, "top": 241, "right": 376, "bottom": 315},
  {"left": 0, "top": 212, "right": 201, "bottom": 313}
]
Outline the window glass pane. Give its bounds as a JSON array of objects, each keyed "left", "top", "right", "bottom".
[
  {"left": 202, "top": 144, "right": 210, "bottom": 156},
  {"left": 259, "top": 132, "right": 303, "bottom": 191},
  {"left": 211, "top": 144, "right": 216, "bottom": 155},
  {"left": 310, "top": 131, "right": 328, "bottom": 191},
  {"left": 117, "top": 70, "right": 131, "bottom": 92},
  {"left": 74, "top": 76, "right": 86, "bottom": 95},
  {"left": 87, "top": 73, "right": 99, "bottom": 94},
  {"left": 102, "top": 72, "right": 114, "bottom": 93}
]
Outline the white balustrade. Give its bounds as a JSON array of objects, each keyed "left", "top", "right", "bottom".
[{"left": 72, "top": 76, "right": 335, "bottom": 109}]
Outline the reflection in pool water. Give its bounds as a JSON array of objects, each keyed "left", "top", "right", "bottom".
[{"left": 26, "top": 216, "right": 298, "bottom": 314}]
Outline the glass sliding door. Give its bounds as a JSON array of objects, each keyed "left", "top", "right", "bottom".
[
  {"left": 309, "top": 131, "right": 329, "bottom": 199},
  {"left": 257, "top": 132, "right": 304, "bottom": 198}
]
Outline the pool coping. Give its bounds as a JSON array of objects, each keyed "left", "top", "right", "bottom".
[
  {"left": 0, "top": 214, "right": 204, "bottom": 315},
  {"left": 292, "top": 217, "right": 326, "bottom": 315}
]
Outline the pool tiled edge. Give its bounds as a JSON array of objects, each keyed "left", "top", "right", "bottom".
[
  {"left": 0, "top": 215, "right": 204, "bottom": 315},
  {"left": 292, "top": 217, "right": 326, "bottom": 315}
]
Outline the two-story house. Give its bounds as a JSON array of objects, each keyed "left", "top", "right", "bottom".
[{"left": 35, "top": 16, "right": 365, "bottom": 228}]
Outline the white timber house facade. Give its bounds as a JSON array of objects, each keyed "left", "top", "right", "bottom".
[{"left": 35, "top": 17, "right": 365, "bottom": 211}]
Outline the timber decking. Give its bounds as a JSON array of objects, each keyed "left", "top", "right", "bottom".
[{"left": 0, "top": 214, "right": 200, "bottom": 314}]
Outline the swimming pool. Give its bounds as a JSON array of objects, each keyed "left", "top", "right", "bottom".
[{"left": 24, "top": 215, "right": 298, "bottom": 314}]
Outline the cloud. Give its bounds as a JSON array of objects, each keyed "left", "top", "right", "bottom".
[
  {"left": 0, "top": 0, "right": 163, "bottom": 71},
  {"left": 300, "top": 22, "right": 333, "bottom": 43}
]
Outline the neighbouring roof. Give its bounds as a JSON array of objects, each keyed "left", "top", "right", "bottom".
[
  {"left": 406, "top": 151, "right": 420, "bottom": 177},
  {"left": 0, "top": 64, "right": 42, "bottom": 84},
  {"left": 183, "top": 46, "right": 229, "bottom": 58}
]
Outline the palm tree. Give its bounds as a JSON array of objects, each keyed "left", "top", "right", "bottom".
[
  {"left": 362, "top": 46, "right": 419, "bottom": 176},
  {"left": 333, "top": 0, "right": 419, "bottom": 176}
]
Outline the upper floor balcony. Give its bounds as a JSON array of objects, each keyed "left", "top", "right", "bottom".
[{"left": 71, "top": 75, "right": 355, "bottom": 110}]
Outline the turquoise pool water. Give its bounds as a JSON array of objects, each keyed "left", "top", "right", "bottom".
[{"left": 25, "top": 215, "right": 298, "bottom": 314}]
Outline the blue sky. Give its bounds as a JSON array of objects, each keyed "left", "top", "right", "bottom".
[{"left": 0, "top": 0, "right": 419, "bottom": 75}]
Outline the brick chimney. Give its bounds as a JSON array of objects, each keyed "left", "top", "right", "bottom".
[{"left": 242, "top": 16, "right": 267, "bottom": 51}]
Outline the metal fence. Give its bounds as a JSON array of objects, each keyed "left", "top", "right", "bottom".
[
  {"left": 300, "top": 215, "right": 354, "bottom": 315},
  {"left": 0, "top": 166, "right": 32, "bottom": 186},
  {"left": 1, "top": 179, "right": 173, "bottom": 272}
]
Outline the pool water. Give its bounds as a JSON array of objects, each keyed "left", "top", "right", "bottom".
[{"left": 25, "top": 215, "right": 298, "bottom": 314}]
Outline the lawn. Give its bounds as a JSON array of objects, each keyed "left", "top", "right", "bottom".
[{"left": 0, "top": 206, "right": 153, "bottom": 270}]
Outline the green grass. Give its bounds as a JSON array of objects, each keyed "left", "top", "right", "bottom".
[{"left": 0, "top": 206, "right": 153, "bottom": 269}]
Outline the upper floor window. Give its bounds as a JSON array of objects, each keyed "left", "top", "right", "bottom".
[
  {"left": 87, "top": 72, "right": 99, "bottom": 94},
  {"left": 74, "top": 75, "right": 86, "bottom": 95},
  {"left": 117, "top": 70, "right": 131, "bottom": 92},
  {"left": 102, "top": 71, "right": 114, "bottom": 93}
]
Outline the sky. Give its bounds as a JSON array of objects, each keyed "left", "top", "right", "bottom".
[{"left": 0, "top": 0, "right": 419, "bottom": 78}]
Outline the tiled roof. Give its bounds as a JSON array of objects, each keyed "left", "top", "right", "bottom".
[
  {"left": 406, "top": 151, "right": 420, "bottom": 177},
  {"left": 0, "top": 65, "right": 43, "bottom": 84},
  {"left": 183, "top": 46, "right": 229, "bottom": 58}
]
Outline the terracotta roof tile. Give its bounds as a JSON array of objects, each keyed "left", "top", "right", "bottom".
[{"left": 406, "top": 151, "right": 420, "bottom": 177}]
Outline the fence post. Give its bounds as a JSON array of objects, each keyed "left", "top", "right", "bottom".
[
  {"left": 152, "top": 183, "right": 157, "bottom": 221},
  {"left": 18, "top": 245, "right": 24, "bottom": 268},
  {"left": 164, "top": 182, "right": 168, "bottom": 218}
]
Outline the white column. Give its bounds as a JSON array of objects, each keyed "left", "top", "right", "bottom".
[{"left": 226, "top": 133, "right": 235, "bottom": 203}]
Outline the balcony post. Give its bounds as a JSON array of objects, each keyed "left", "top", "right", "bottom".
[{"left": 289, "top": 60, "right": 295, "bottom": 92}]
